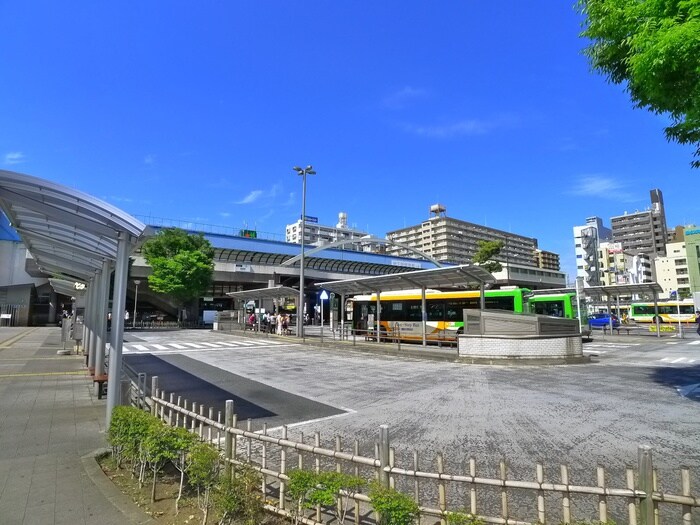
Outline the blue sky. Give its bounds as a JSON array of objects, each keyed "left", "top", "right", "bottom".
[{"left": 1, "top": 1, "right": 697, "bottom": 281}]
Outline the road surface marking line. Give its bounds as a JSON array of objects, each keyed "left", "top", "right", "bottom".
[
  {"left": 666, "top": 342, "right": 679, "bottom": 345},
  {"left": 0, "top": 328, "right": 40, "bottom": 349},
  {"left": 131, "top": 344, "right": 149, "bottom": 351},
  {"left": 688, "top": 341, "right": 700, "bottom": 345},
  {"left": 214, "top": 341, "right": 240, "bottom": 346},
  {"left": 266, "top": 407, "right": 358, "bottom": 434},
  {"left": 181, "top": 343, "right": 205, "bottom": 348},
  {"left": 168, "top": 343, "right": 187, "bottom": 349},
  {"left": 660, "top": 357, "right": 672, "bottom": 362},
  {"left": 671, "top": 358, "right": 686, "bottom": 363},
  {"left": 0, "top": 371, "right": 85, "bottom": 378},
  {"left": 152, "top": 344, "right": 169, "bottom": 350},
  {"left": 198, "top": 342, "right": 224, "bottom": 347}
]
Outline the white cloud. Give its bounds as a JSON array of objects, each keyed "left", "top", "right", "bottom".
[
  {"left": 235, "top": 190, "right": 263, "bottom": 205},
  {"left": 567, "top": 176, "right": 637, "bottom": 202},
  {"left": 383, "top": 86, "right": 428, "bottom": 109},
  {"left": 4, "top": 151, "right": 25, "bottom": 165},
  {"left": 402, "top": 119, "right": 489, "bottom": 138},
  {"left": 219, "top": 212, "right": 231, "bottom": 218}
]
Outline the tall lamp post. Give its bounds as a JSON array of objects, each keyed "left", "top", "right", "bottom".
[
  {"left": 133, "top": 280, "right": 140, "bottom": 329},
  {"left": 293, "top": 165, "right": 316, "bottom": 338}
]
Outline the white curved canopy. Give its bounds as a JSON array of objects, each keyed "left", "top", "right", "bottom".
[{"left": 0, "top": 170, "right": 147, "bottom": 279}]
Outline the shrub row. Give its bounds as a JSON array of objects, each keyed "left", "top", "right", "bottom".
[{"left": 108, "top": 406, "right": 615, "bottom": 525}]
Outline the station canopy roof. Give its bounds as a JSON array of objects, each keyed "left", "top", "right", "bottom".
[
  {"left": 583, "top": 282, "right": 664, "bottom": 299},
  {"left": 226, "top": 285, "right": 299, "bottom": 300},
  {"left": 48, "top": 278, "right": 86, "bottom": 297},
  {"left": 528, "top": 283, "right": 665, "bottom": 299},
  {"left": 316, "top": 264, "right": 496, "bottom": 296},
  {"left": 0, "top": 170, "right": 147, "bottom": 283}
]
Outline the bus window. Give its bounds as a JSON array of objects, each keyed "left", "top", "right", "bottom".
[
  {"left": 427, "top": 301, "right": 444, "bottom": 321},
  {"left": 532, "top": 300, "right": 565, "bottom": 317}
]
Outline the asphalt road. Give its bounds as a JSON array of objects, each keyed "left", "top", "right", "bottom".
[{"left": 122, "top": 329, "right": 700, "bottom": 518}]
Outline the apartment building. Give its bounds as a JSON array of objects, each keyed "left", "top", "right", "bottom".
[
  {"left": 611, "top": 189, "right": 668, "bottom": 257},
  {"left": 654, "top": 241, "right": 691, "bottom": 298},
  {"left": 573, "top": 216, "right": 611, "bottom": 287},
  {"left": 385, "top": 204, "right": 541, "bottom": 267},
  {"left": 286, "top": 212, "right": 370, "bottom": 249}
]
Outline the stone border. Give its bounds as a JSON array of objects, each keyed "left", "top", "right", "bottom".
[{"left": 81, "top": 449, "right": 155, "bottom": 524}]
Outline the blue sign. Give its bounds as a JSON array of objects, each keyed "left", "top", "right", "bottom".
[
  {"left": 302, "top": 215, "right": 318, "bottom": 223},
  {"left": 685, "top": 229, "right": 700, "bottom": 236}
]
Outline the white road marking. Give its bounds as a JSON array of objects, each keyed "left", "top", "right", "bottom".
[
  {"left": 666, "top": 342, "right": 679, "bottom": 345},
  {"left": 182, "top": 342, "right": 205, "bottom": 348},
  {"left": 688, "top": 340, "right": 700, "bottom": 345},
  {"left": 199, "top": 342, "right": 225, "bottom": 348},
  {"left": 168, "top": 343, "right": 187, "bottom": 349},
  {"left": 152, "top": 344, "right": 169, "bottom": 350},
  {"left": 131, "top": 344, "right": 149, "bottom": 351},
  {"left": 265, "top": 407, "right": 358, "bottom": 434},
  {"left": 671, "top": 358, "right": 686, "bottom": 363}
]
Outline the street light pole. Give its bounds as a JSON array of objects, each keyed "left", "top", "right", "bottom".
[
  {"left": 133, "top": 280, "right": 140, "bottom": 329},
  {"left": 293, "top": 165, "right": 316, "bottom": 339}
]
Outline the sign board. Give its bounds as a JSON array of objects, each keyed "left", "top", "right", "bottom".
[
  {"left": 239, "top": 229, "right": 257, "bottom": 238},
  {"left": 233, "top": 264, "right": 252, "bottom": 272},
  {"left": 302, "top": 215, "right": 319, "bottom": 223},
  {"left": 320, "top": 290, "right": 329, "bottom": 300},
  {"left": 0, "top": 314, "right": 11, "bottom": 319}
]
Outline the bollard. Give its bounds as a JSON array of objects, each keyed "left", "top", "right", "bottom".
[
  {"left": 224, "top": 400, "right": 234, "bottom": 479},
  {"left": 150, "top": 376, "right": 159, "bottom": 416}
]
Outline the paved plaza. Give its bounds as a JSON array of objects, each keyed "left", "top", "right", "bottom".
[{"left": 1, "top": 326, "right": 698, "bottom": 524}]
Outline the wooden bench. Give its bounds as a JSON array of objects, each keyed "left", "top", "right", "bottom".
[{"left": 93, "top": 374, "right": 108, "bottom": 399}]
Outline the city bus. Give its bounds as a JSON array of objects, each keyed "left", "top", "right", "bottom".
[
  {"left": 348, "top": 288, "right": 576, "bottom": 343},
  {"left": 629, "top": 299, "right": 696, "bottom": 324},
  {"left": 528, "top": 292, "right": 578, "bottom": 319}
]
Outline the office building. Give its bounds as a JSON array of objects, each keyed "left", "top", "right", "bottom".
[
  {"left": 611, "top": 188, "right": 668, "bottom": 257},
  {"left": 385, "top": 204, "right": 543, "bottom": 268},
  {"left": 573, "top": 216, "right": 611, "bottom": 287},
  {"left": 683, "top": 227, "right": 700, "bottom": 308},
  {"left": 286, "top": 212, "right": 370, "bottom": 249}
]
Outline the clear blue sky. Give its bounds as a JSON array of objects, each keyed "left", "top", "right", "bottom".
[{"left": 1, "top": 2, "right": 697, "bottom": 281}]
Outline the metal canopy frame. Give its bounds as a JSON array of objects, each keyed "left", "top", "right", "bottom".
[
  {"left": 48, "top": 278, "right": 87, "bottom": 298},
  {"left": 0, "top": 170, "right": 147, "bottom": 427},
  {"left": 226, "top": 286, "right": 300, "bottom": 331},
  {"left": 316, "top": 265, "right": 496, "bottom": 347}
]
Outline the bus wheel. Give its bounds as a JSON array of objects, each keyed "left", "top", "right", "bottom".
[{"left": 456, "top": 327, "right": 464, "bottom": 336}]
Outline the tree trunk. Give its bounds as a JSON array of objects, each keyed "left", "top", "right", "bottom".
[{"left": 151, "top": 466, "right": 157, "bottom": 503}]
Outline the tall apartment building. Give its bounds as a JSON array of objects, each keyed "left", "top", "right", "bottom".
[
  {"left": 597, "top": 241, "right": 653, "bottom": 285},
  {"left": 573, "top": 216, "right": 611, "bottom": 287},
  {"left": 385, "top": 204, "right": 542, "bottom": 267},
  {"left": 611, "top": 188, "right": 668, "bottom": 257},
  {"left": 286, "top": 212, "right": 370, "bottom": 248}
]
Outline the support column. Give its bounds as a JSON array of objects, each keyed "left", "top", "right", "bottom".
[
  {"left": 653, "top": 293, "right": 660, "bottom": 338},
  {"left": 340, "top": 293, "right": 346, "bottom": 340},
  {"left": 87, "top": 272, "right": 99, "bottom": 371},
  {"left": 421, "top": 287, "right": 427, "bottom": 347},
  {"left": 375, "top": 289, "right": 381, "bottom": 341},
  {"left": 94, "top": 259, "right": 111, "bottom": 378},
  {"left": 82, "top": 283, "right": 93, "bottom": 362},
  {"left": 106, "top": 233, "right": 131, "bottom": 428}
]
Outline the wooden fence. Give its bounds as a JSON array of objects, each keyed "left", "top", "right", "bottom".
[{"left": 147, "top": 377, "right": 698, "bottom": 525}]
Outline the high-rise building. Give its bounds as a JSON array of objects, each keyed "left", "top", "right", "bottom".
[
  {"left": 534, "top": 249, "right": 561, "bottom": 271},
  {"left": 573, "top": 216, "right": 611, "bottom": 287},
  {"left": 385, "top": 204, "right": 542, "bottom": 267},
  {"left": 286, "top": 212, "right": 370, "bottom": 249},
  {"left": 611, "top": 189, "right": 668, "bottom": 257}
]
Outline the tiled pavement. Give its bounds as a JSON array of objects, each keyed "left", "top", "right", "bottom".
[{"left": 0, "top": 327, "right": 151, "bottom": 525}]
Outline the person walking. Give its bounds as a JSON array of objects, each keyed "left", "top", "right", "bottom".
[{"left": 695, "top": 310, "right": 700, "bottom": 336}]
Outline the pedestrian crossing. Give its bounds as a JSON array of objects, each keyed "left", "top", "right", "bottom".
[{"left": 123, "top": 338, "right": 294, "bottom": 355}]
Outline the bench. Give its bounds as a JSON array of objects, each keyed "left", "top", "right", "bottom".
[{"left": 93, "top": 374, "right": 108, "bottom": 399}]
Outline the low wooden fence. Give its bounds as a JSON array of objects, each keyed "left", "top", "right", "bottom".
[{"left": 147, "top": 377, "right": 698, "bottom": 525}]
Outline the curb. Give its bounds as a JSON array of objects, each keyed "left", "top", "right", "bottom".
[{"left": 81, "top": 449, "right": 155, "bottom": 524}]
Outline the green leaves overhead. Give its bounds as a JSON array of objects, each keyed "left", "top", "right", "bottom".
[{"left": 577, "top": 0, "right": 700, "bottom": 167}]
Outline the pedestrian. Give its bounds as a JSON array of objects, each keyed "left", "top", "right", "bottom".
[
  {"left": 695, "top": 310, "right": 700, "bottom": 336},
  {"left": 276, "top": 313, "right": 283, "bottom": 335}
]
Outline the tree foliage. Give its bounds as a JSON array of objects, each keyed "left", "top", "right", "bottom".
[
  {"left": 471, "top": 240, "right": 504, "bottom": 273},
  {"left": 142, "top": 228, "right": 214, "bottom": 305},
  {"left": 577, "top": 0, "right": 700, "bottom": 167}
]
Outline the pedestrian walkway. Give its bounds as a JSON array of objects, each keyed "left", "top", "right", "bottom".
[{"left": 0, "top": 326, "right": 150, "bottom": 525}]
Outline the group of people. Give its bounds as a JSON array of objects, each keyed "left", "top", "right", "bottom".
[{"left": 248, "top": 312, "right": 292, "bottom": 335}]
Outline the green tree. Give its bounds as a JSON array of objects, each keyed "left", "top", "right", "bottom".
[
  {"left": 577, "top": 0, "right": 700, "bottom": 167},
  {"left": 141, "top": 228, "right": 214, "bottom": 322},
  {"left": 186, "top": 442, "right": 221, "bottom": 525},
  {"left": 471, "top": 240, "right": 504, "bottom": 273}
]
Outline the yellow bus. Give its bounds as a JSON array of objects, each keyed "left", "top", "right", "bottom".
[{"left": 629, "top": 300, "right": 696, "bottom": 324}]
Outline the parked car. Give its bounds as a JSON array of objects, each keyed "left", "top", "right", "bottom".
[{"left": 588, "top": 312, "right": 620, "bottom": 329}]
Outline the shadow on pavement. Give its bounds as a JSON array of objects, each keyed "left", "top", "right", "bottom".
[{"left": 650, "top": 364, "right": 700, "bottom": 402}]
